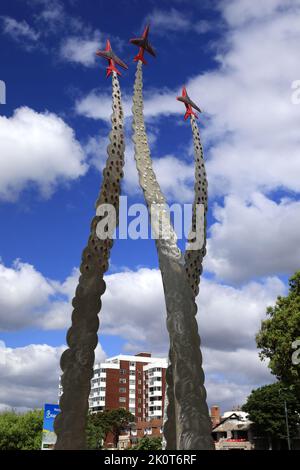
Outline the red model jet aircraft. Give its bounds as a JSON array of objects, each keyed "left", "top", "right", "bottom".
[
  {"left": 130, "top": 25, "right": 156, "bottom": 64},
  {"left": 177, "top": 86, "right": 202, "bottom": 121},
  {"left": 96, "top": 39, "right": 128, "bottom": 78}
]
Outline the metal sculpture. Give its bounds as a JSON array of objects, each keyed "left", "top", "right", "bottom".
[
  {"left": 131, "top": 27, "right": 214, "bottom": 450},
  {"left": 54, "top": 41, "right": 127, "bottom": 450}
]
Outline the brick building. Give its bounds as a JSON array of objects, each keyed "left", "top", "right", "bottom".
[
  {"left": 58, "top": 352, "right": 167, "bottom": 448},
  {"left": 118, "top": 418, "right": 163, "bottom": 449},
  {"left": 88, "top": 352, "right": 167, "bottom": 421}
]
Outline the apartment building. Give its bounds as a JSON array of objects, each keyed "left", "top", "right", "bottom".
[
  {"left": 89, "top": 352, "right": 167, "bottom": 421},
  {"left": 59, "top": 352, "right": 167, "bottom": 421}
]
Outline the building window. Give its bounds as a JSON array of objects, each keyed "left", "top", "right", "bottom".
[
  {"left": 150, "top": 396, "right": 162, "bottom": 402},
  {"left": 119, "top": 387, "right": 126, "bottom": 393},
  {"left": 129, "top": 371, "right": 135, "bottom": 376},
  {"left": 138, "top": 398, "right": 142, "bottom": 404},
  {"left": 100, "top": 378, "right": 106, "bottom": 382},
  {"left": 138, "top": 380, "right": 142, "bottom": 385},
  {"left": 138, "top": 389, "right": 142, "bottom": 394},
  {"left": 120, "top": 369, "right": 127, "bottom": 375},
  {"left": 130, "top": 362, "right": 135, "bottom": 367},
  {"left": 119, "top": 378, "right": 126, "bottom": 384},
  {"left": 119, "top": 397, "right": 126, "bottom": 403},
  {"left": 138, "top": 408, "right": 142, "bottom": 413}
]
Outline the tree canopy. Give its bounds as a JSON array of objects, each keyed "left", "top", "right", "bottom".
[
  {"left": 242, "top": 382, "right": 300, "bottom": 442},
  {"left": 256, "top": 271, "right": 300, "bottom": 386},
  {"left": 131, "top": 436, "right": 162, "bottom": 450},
  {"left": 0, "top": 409, "right": 43, "bottom": 450},
  {"left": 86, "top": 408, "right": 134, "bottom": 449}
]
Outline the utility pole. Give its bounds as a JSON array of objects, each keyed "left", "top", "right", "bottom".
[{"left": 284, "top": 399, "right": 291, "bottom": 450}]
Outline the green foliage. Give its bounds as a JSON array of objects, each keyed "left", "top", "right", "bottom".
[
  {"left": 242, "top": 382, "right": 300, "bottom": 439},
  {"left": 86, "top": 413, "right": 106, "bottom": 450},
  {"left": 132, "top": 436, "right": 162, "bottom": 450},
  {"left": 86, "top": 408, "right": 135, "bottom": 449},
  {"left": 256, "top": 271, "right": 300, "bottom": 386},
  {"left": 0, "top": 409, "right": 43, "bottom": 450}
]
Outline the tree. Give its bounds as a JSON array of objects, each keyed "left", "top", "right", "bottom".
[
  {"left": 242, "top": 382, "right": 300, "bottom": 448},
  {"left": 86, "top": 409, "right": 134, "bottom": 449},
  {"left": 0, "top": 409, "right": 43, "bottom": 450},
  {"left": 256, "top": 271, "right": 300, "bottom": 387},
  {"left": 132, "top": 436, "right": 162, "bottom": 450},
  {"left": 106, "top": 408, "right": 135, "bottom": 448},
  {"left": 86, "top": 413, "right": 106, "bottom": 450}
]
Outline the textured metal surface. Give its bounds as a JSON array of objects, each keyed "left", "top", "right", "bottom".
[
  {"left": 54, "top": 72, "right": 125, "bottom": 450},
  {"left": 184, "top": 115, "right": 208, "bottom": 297},
  {"left": 132, "top": 61, "right": 214, "bottom": 450}
]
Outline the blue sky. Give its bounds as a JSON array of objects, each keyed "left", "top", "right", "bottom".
[{"left": 1, "top": 0, "right": 300, "bottom": 412}]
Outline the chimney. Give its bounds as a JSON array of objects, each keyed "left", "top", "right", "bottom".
[{"left": 211, "top": 405, "right": 221, "bottom": 428}]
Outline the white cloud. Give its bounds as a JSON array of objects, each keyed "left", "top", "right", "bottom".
[
  {"left": 144, "top": 8, "right": 211, "bottom": 36},
  {"left": 152, "top": 155, "right": 194, "bottom": 202},
  {"left": 206, "top": 193, "right": 300, "bottom": 282},
  {"left": 76, "top": 0, "right": 300, "bottom": 282},
  {"left": 1, "top": 16, "right": 40, "bottom": 45},
  {"left": 98, "top": 267, "right": 285, "bottom": 355},
  {"left": 85, "top": 132, "right": 194, "bottom": 203},
  {"left": 0, "top": 260, "right": 76, "bottom": 331},
  {"left": 203, "top": 346, "right": 276, "bottom": 410},
  {"left": 197, "top": 275, "right": 285, "bottom": 351},
  {"left": 220, "top": 0, "right": 299, "bottom": 26},
  {"left": 98, "top": 267, "right": 281, "bottom": 410},
  {"left": 60, "top": 32, "right": 103, "bottom": 67},
  {"left": 120, "top": 0, "right": 300, "bottom": 201},
  {"left": 0, "top": 260, "right": 283, "bottom": 410},
  {"left": 0, "top": 341, "right": 106, "bottom": 409},
  {"left": 76, "top": 0, "right": 300, "bottom": 202},
  {"left": 0, "top": 107, "right": 87, "bottom": 201},
  {"left": 1, "top": 261, "right": 284, "bottom": 352},
  {"left": 0, "top": 342, "right": 64, "bottom": 409},
  {"left": 0, "top": 260, "right": 56, "bottom": 331},
  {"left": 76, "top": 88, "right": 181, "bottom": 121}
]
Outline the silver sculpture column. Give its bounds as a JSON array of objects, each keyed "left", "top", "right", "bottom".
[
  {"left": 54, "top": 71, "right": 125, "bottom": 450},
  {"left": 132, "top": 60, "right": 214, "bottom": 450}
]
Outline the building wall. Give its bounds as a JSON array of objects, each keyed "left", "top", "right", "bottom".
[
  {"left": 105, "top": 367, "right": 121, "bottom": 410},
  {"left": 85, "top": 353, "right": 167, "bottom": 421}
]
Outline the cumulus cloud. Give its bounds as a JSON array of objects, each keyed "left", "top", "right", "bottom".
[
  {"left": 0, "top": 341, "right": 106, "bottom": 409},
  {"left": 85, "top": 132, "right": 194, "bottom": 203},
  {"left": 97, "top": 267, "right": 285, "bottom": 354},
  {"left": 1, "top": 16, "right": 40, "bottom": 46},
  {"left": 76, "top": 0, "right": 300, "bottom": 201},
  {"left": 0, "top": 260, "right": 75, "bottom": 331},
  {"left": 0, "top": 260, "right": 56, "bottom": 331},
  {"left": 0, "top": 107, "right": 87, "bottom": 201},
  {"left": 98, "top": 267, "right": 280, "bottom": 409},
  {"left": 206, "top": 193, "right": 300, "bottom": 282},
  {"left": 75, "top": 0, "right": 300, "bottom": 282},
  {"left": 220, "top": 0, "right": 298, "bottom": 26},
  {"left": 75, "top": 88, "right": 181, "bottom": 121},
  {"left": 0, "top": 261, "right": 284, "bottom": 352},
  {"left": 143, "top": 8, "right": 211, "bottom": 36},
  {"left": 60, "top": 32, "right": 103, "bottom": 67},
  {"left": 0, "top": 260, "right": 283, "bottom": 409}
]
